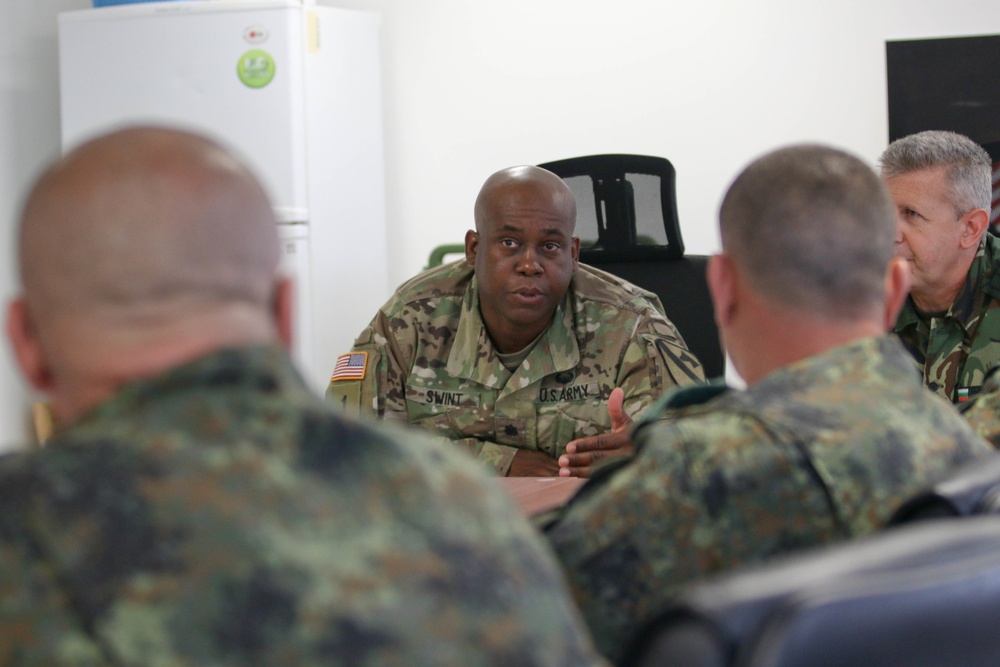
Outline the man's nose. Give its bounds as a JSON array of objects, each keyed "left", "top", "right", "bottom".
[{"left": 516, "top": 247, "right": 543, "bottom": 274}]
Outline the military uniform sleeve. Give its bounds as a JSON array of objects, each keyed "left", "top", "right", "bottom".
[
  {"left": 615, "top": 307, "right": 705, "bottom": 421},
  {"left": 326, "top": 309, "right": 411, "bottom": 420},
  {"left": 543, "top": 414, "right": 838, "bottom": 662}
]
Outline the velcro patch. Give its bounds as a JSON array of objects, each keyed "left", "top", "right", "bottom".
[
  {"left": 406, "top": 386, "right": 482, "bottom": 409},
  {"left": 330, "top": 352, "right": 368, "bottom": 382},
  {"left": 537, "top": 382, "right": 599, "bottom": 403}
]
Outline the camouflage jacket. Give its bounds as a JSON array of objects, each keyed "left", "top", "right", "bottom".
[
  {"left": 960, "top": 369, "right": 1000, "bottom": 448},
  {"left": 0, "top": 347, "right": 605, "bottom": 667},
  {"left": 894, "top": 233, "right": 1000, "bottom": 403},
  {"left": 326, "top": 260, "right": 704, "bottom": 475},
  {"left": 543, "top": 336, "right": 991, "bottom": 662}
]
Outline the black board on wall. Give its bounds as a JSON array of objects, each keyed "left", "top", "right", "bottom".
[{"left": 886, "top": 34, "right": 1000, "bottom": 160}]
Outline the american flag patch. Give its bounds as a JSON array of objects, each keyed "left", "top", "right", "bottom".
[{"left": 330, "top": 352, "right": 368, "bottom": 382}]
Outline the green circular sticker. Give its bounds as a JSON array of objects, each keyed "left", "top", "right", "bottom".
[{"left": 237, "top": 49, "right": 276, "bottom": 89}]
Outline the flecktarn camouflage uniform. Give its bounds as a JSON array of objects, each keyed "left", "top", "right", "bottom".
[
  {"left": 0, "top": 346, "right": 605, "bottom": 667},
  {"left": 894, "top": 233, "right": 1000, "bottom": 404},
  {"left": 326, "top": 260, "right": 704, "bottom": 475},
  {"left": 542, "top": 336, "right": 991, "bottom": 663}
]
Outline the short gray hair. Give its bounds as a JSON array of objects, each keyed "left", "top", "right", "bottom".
[
  {"left": 879, "top": 130, "right": 992, "bottom": 217},
  {"left": 720, "top": 144, "right": 896, "bottom": 320}
]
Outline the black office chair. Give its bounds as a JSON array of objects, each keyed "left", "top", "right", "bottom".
[
  {"left": 623, "top": 516, "right": 1000, "bottom": 667},
  {"left": 888, "top": 452, "right": 1000, "bottom": 523},
  {"left": 538, "top": 154, "right": 725, "bottom": 379}
]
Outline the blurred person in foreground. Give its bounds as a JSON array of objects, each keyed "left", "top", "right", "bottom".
[
  {"left": 542, "top": 144, "right": 993, "bottom": 663},
  {"left": 1, "top": 126, "right": 605, "bottom": 666}
]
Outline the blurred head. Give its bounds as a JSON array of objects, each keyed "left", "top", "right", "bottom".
[
  {"left": 465, "top": 165, "right": 579, "bottom": 353},
  {"left": 7, "top": 126, "right": 289, "bottom": 422},
  {"left": 711, "top": 144, "right": 905, "bottom": 379},
  {"left": 879, "top": 130, "right": 991, "bottom": 311}
]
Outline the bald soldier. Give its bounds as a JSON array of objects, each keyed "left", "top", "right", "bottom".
[
  {"left": 1, "top": 127, "right": 605, "bottom": 665},
  {"left": 543, "top": 145, "right": 992, "bottom": 662},
  {"left": 327, "top": 165, "right": 704, "bottom": 476}
]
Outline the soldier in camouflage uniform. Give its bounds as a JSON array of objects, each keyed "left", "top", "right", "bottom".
[
  {"left": 542, "top": 144, "right": 993, "bottom": 663},
  {"left": 879, "top": 130, "right": 1000, "bottom": 403},
  {"left": 327, "top": 165, "right": 704, "bottom": 477},
  {"left": 1, "top": 127, "right": 606, "bottom": 666}
]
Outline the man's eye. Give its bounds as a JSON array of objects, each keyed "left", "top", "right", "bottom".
[
  {"left": 543, "top": 242, "right": 561, "bottom": 251},
  {"left": 501, "top": 239, "right": 518, "bottom": 248}
]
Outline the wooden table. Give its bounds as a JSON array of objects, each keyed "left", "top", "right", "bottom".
[{"left": 499, "top": 477, "right": 587, "bottom": 516}]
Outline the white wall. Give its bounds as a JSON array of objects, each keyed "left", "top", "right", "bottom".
[
  {"left": 1, "top": 0, "right": 89, "bottom": 450},
  {"left": 374, "top": 0, "right": 1000, "bottom": 287},
  {"left": 2, "top": 0, "right": 999, "bottom": 449}
]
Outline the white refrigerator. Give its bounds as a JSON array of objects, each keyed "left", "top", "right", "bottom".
[{"left": 58, "top": 0, "right": 388, "bottom": 394}]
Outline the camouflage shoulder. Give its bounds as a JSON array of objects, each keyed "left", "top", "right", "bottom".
[
  {"left": 982, "top": 232, "right": 1000, "bottom": 297},
  {"left": 572, "top": 263, "right": 667, "bottom": 314},
  {"left": 389, "top": 259, "right": 474, "bottom": 306},
  {"left": 633, "top": 379, "right": 729, "bottom": 432}
]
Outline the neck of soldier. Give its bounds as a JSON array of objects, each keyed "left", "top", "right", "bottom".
[
  {"left": 909, "top": 280, "right": 963, "bottom": 316},
  {"left": 484, "top": 314, "right": 554, "bottom": 355},
  {"left": 48, "top": 303, "right": 281, "bottom": 424},
  {"left": 729, "top": 296, "right": 885, "bottom": 387}
]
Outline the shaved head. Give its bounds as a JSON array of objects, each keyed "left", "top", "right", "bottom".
[
  {"left": 19, "top": 126, "right": 279, "bottom": 325},
  {"left": 473, "top": 165, "right": 576, "bottom": 235},
  {"left": 719, "top": 144, "right": 895, "bottom": 320},
  {"left": 10, "top": 126, "right": 285, "bottom": 421}
]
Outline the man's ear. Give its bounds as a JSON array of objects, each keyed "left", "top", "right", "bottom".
[
  {"left": 464, "top": 230, "right": 479, "bottom": 266},
  {"left": 570, "top": 236, "right": 580, "bottom": 270},
  {"left": 960, "top": 208, "right": 990, "bottom": 249},
  {"left": 707, "top": 254, "right": 737, "bottom": 328},
  {"left": 6, "top": 298, "right": 54, "bottom": 393},
  {"left": 272, "top": 277, "right": 294, "bottom": 351},
  {"left": 883, "top": 256, "right": 912, "bottom": 330}
]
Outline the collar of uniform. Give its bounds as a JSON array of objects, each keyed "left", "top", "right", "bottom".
[
  {"left": 447, "top": 276, "right": 580, "bottom": 387},
  {"left": 632, "top": 379, "right": 729, "bottom": 434},
  {"left": 893, "top": 296, "right": 921, "bottom": 335},
  {"left": 69, "top": 345, "right": 307, "bottom": 428},
  {"left": 637, "top": 336, "right": 912, "bottom": 430},
  {"left": 739, "top": 335, "right": 916, "bottom": 412},
  {"left": 947, "top": 236, "right": 992, "bottom": 327},
  {"left": 980, "top": 233, "right": 1000, "bottom": 300}
]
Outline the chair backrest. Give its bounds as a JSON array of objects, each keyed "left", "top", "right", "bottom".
[
  {"left": 538, "top": 154, "right": 725, "bottom": 378},
  {"left": 623, "top": 516, "right": 1000, "bottom": 667},
  {"left": 888, "top": 452, "right": 1000, "bottom": 523},
  {"left": 539, "top": 154, "right": 685, "bottom": 259}
]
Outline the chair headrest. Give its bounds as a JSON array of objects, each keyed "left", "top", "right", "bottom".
[{"left": 539, "top": 154, "right": 685, "bottom": 259}]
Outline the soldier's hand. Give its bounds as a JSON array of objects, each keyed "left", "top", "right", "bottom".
[
  {"left": 507, "top": 449, "right": 561, "bottom": 477},
  {"left": 559, "top": 387, "right": 633, "bottom": 478}
]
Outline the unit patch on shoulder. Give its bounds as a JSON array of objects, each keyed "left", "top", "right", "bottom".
[{"left": 330, "top": 351, "right": 368, "bottom": 382}]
